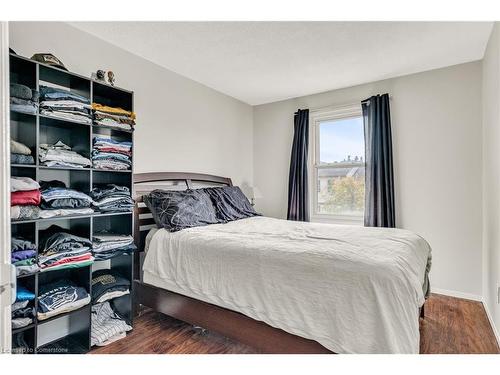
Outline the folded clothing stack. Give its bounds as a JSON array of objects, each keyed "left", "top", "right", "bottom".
[
  {"left": 92, "top": 233, "right": 136, "bottom": 261},
  {"left": 10, "top": 83, "right": 39, "bottom": 114},
  {"left": 92, "top": 103, "right": 136, "bottom": 131},
  {"left": 90, "top": 184, "right": 134, "bottom": 213},
  {"left": 12, "top": 286, "right": 36, "bottom": 329},
  {"left": 39, "top": 140, "right": 91, "bottom": 169},
  {"left": 12, "top": 237, "right": 39, "bottom": 276},
  {"left": 11, "top": 139, "right": 35, "bottom": 165},
  {"left": 38, "top": 225, "right": 94, "bottom": 272},
  {"left": 39, "top": 180, "right": 94, "bottom": 218},
  {"left": 91, "top": 269, "right": 131, "bottom": 304},
  {"left": 92, "top": 137, "right": 132, "bottom": 170},
  {"left": 12, "top": 300, "right": 35, "bottom": 329},
  {"left": 39, "top": 86, "right": 92, "bottom": 124},
  {"left": 37, "top": 279, "right": 91, "bottom": 321},
  {"left": 11, "top": 176, "right": 41, "bottom": 221},
  {"left": 91, "top": 301, "right": 132, "bottom": 346}
]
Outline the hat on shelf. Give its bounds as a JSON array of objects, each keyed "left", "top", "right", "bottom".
[{"left": 31, "top": 53, "right": 67, "bottom": 71}]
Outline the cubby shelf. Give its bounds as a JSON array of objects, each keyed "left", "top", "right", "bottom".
[{"left": 10, "top": 52, "right": 134, "bottom": 354}]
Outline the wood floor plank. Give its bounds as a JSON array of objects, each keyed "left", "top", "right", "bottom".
[{"left": 91, "top": 293, "right": 499, "bottom": 354}]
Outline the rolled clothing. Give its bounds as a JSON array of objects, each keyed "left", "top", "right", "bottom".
[
  {"left": 11, "top": 177, "right": 40, "bottom": 192},
  {"left": 11, "top": 205, "right": 40, "bottom": 220},
  {"left": 37, "top": 279, "right": 90, "bottom": 321},
  {"left": 11, "top": 189, "right": 41, "bottom": 206},
  {"left": 91, "top": 269, "right": 130, "bottom": 304},
  {"left": 11, "top": 153, "right": 35, "bottom": 165},
  {"left": 10, "top": 140, "right": 32, "bottom": 155},
  {"left": 91, "top": 301, "right": 132, "bottom": 346},
  {"left": 10, "top": 83, "right": 35, "bottom": 101}
]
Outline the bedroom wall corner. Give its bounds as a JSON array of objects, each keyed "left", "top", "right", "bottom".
[{"left": 481, "top": 21, "right": 500, "bottom": 345}]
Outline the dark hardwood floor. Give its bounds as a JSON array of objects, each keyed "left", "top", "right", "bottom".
[{"left": 91, "top": 293, "right": 499, "bottom": 354}]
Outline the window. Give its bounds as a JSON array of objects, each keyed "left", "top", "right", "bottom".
[{"left": 310, "top": 105, "right": 365, "bottom": 223}]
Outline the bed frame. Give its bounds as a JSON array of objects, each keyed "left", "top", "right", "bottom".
[{"left": 132, "top": 172, "right": 424, "bottom": 354}]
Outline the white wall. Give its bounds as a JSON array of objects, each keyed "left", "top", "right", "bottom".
[
  {"left": 253, "top": 62, "right": 483, "bottom": 297},
  {"left": 9, "top": 22, "right": 254, "bottom": 187},
  {"left": 482, "top": 23, "right": 500, "bottom": 340}
]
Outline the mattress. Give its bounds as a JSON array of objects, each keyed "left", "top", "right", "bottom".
[{"left": 143, "top": 216, "right": 432, "bottom": 353}]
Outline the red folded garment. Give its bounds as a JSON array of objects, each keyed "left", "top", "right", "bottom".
[
  {"left": 41, "top": 253, "right": 93, "bottom": 269},
  {"left": 11, "top": 189, "right": 41, "bottom": 206},
  {"left": 96, "top": 147, "right": 132, "bottom": 156}
]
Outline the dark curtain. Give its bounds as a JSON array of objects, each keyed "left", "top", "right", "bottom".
[
  {"left": 362, "top": 94, "right": 395, "bottom": 228},
  {"left": 287, "top": 109, "right": 309, "bottom": 221}
]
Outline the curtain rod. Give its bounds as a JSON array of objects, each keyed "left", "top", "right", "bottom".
[{"left": 309, "top": 95, "right": 393, "bottom": 113}]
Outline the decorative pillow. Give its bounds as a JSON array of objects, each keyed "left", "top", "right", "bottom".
[
  {"left": 203, "top": 186, "right": 259, "bottom": 222},
  {"left": 144, "top": 189, "right": 219, "bottom": 232}
]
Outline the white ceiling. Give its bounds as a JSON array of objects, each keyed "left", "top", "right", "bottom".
[{"left": 71, "top": 22, "right": 493, "bottom": 105}]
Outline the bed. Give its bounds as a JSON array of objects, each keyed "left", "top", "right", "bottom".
[{"left": 132, "top": 172, "right": 432, "bottom": 354}]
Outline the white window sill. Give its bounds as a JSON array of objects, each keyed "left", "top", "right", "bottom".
[{"left": 310, "top": 215, "right": 364, "bottom": 226}]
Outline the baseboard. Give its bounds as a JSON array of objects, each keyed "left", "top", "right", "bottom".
[
  {"left": 432, "top": 288, "right": 482, "bottom": 302},
  {"left": 482, "top": 301, "right": 500, "bottom": 348}
]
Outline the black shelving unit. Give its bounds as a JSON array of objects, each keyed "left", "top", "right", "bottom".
[{"left": 10, "top": 53, "right": 134, "bottom": 354}]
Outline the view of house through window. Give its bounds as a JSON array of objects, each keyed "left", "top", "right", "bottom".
[{"left": 315, "top": 114, "right": 365, "bottom": 218}]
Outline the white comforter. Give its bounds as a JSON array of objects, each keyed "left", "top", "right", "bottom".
[{"left": 143, "top": 216, "right": 431, "bottom": 354}]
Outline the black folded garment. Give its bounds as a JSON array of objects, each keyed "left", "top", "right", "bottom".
[
  {"left": 90, "top": 184, "right": 134, "bottom": 213},
  {"left": 93, "top": 244, "right": 136, "bottom": 261},
  {"left": 12, "top": 306, "right": 35, "bottom": 319},
  {"left": 91, "top": 269, "right": 130, "bottom": 303},
  {"left": 40, "top": 180, "right": 94, "bottom": 210}
]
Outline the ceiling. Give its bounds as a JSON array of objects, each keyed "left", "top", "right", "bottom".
[{"left": 71, "top": 22, "right": 493, "bottom": 105}]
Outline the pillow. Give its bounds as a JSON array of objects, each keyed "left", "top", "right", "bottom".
[
  {"left": 144, "top": 189, "right": 219, "bottom": 232},
  {"left": 203, "top": 186, "right": 259, "bottom": 222}
]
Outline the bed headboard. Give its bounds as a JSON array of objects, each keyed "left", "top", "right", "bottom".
[{"left": 133, "top": 172, "right": 233, "bottom": 252}]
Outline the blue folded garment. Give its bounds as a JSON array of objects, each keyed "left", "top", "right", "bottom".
[
  {"left": 40, "top": 86, "right": 90, "bottom": 104},
  {"left": 16, "top": 286, "right": 35, "bottom": 302}
]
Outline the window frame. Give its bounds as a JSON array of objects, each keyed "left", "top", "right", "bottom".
[{"left": 309, "top": 103, "right": 365, "bottom": 225}]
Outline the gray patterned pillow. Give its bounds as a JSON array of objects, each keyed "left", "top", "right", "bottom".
[
  {"left": 144, "top": 189, "right": 218, "bottom": 232},
  {"left": 202, "top": 186, "right": 259, "bottom": 222}
]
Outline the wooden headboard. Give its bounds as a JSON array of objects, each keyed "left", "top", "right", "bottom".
[{"left": 133, "top": 172, "right": 233, "bottom": 252}]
